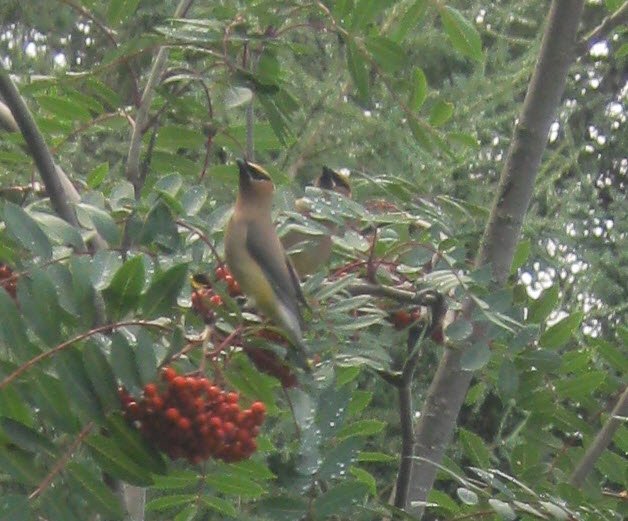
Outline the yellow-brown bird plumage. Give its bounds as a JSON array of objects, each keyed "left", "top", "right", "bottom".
[
  {"left": 282, "top": 166, "right": 352, "bottom": 277},
  {"left": 224, "top": 159, "right": 309, "bottom": 370}
]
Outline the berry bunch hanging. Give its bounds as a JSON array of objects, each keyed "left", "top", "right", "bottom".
[
  {"left": 191, "top": 266, "right": 241, "bottom": 322},
  {"left": 119, "top": 366, "right": 265, "bottom": 463}
]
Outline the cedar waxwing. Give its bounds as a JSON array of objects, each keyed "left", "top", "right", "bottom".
[
  {"left": 281, "top": 166, "right": 352, "bottom": 277},
  {"left": 224, "top": 159, "right": 310, "bottom": 371}
]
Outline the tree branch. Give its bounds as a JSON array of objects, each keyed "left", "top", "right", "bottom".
[
  {"left": 576, "top": 1, "right": 628, "bottom": 56},
  {"left": 406, "top": 1, "right": 586, "bottom": 516},
  {"left": 568, "top": 385, "right": 628, "bottom": 487},
  {"left": 0, "top": 72, "right": 80, "bottom": 227},
  {"left": 125, "top": 0, "right": 195, "bottom": 197}
]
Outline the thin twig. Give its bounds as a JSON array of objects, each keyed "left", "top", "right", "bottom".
[
  {"left": 29, "top": 422, "right": 95, "bottom": 501},
  {"left": 0, "top": 321, "right": 172, "bottom": 390},
  {"left": 57, "top": 0, "right": 141, "bottom": 105},
  {"left": 346, "top": 283, "right": 441, "bottom": 306},
  {"left": 125, "top": 0, "right": 195, "bottom": 197},
  {"left": 569, "top": 385, "right": 628, "bottom": 487},
  {"left": 175, "top": 218, "right": 224, "bottom": 265},
  {"left": 576, "top": 1, "right": 628, "bottom": 56}
]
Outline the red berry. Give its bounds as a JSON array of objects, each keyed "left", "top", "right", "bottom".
[
  {"left": 161, "top": 367, "right": 177, "bottom": 382},
  {"left": 178, "top": 417, "right": 191, "bottom": 430},
  {"left": 165, "top": 408, "right": 180, "bottom": 422},
  {"left": 226, "top": 392, "right": 239, "bottom": 404},
  {"left": 251, "top": 401, "right": 266, "bottom": 416},
  {"left": 209, "top": 294, "right": 223, "bottom": 307},
  {"left": 172, "top": 376, "right": 186, "bottom": 389},
  {"left": 143, "top": 383, "right": 157, "bottom": 397}
]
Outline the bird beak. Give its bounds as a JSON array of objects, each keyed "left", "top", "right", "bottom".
[{"left": 236, "top": 158, "right": 250, "bottom": 186}]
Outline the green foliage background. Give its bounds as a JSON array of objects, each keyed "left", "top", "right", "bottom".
[{"left": 0, "top": 0, "right": 626, "bottom": 520}]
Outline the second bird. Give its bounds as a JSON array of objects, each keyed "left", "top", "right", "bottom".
[{"left": 224, "top": 159, "right": 310, "bottom": 371}]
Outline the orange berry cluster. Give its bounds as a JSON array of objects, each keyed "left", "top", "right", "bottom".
[
  {"left": 0, "top": 263, "right": 17, "bottom": 299},
  {"left": 119, "top": 367, "right": 265, "bottom": 463},
  {"left": 191, "top": 266, "right": 241, "bottom": 322}
]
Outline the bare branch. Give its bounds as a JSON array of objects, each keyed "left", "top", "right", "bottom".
[
  {"left": 0, "top": 320, "right": 172, "bottom": 391},
  {"left": 0, "top": 71, "right": 81, "bottom": 227},
  {"left": 569, "top": 385, "right": 628, "bottom": 487},
  {"left": 576, "top": 1, "right": 628, "bottom": 56},
  {"left": 406, "top": 1, "right": 586, "bottom": 516},
  {"left": 125, "top": 0, "right": 195, "bottom": 197}
]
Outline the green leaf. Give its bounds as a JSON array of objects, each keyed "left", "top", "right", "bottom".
[
  {"left": 539, "top": 312, "right": 583, "bottom": 349},
  {"left": 155, "top": 126, "right": 205, "bottom": 150},
  {"left": 510, "top": 324, "right": 539, "bottom": 351},
  {"left": 110, "top": 332, "right": 143, "bottom": 394},
  {"left": 357, "top": 451, "right": 396, "bottom": 463},
  {"left": 225, "top": 353, "right": 278, "bottom": 412},
  {"left": 337, "top": 419, "right": 386, "bottom": 440},
  {"left": 347, "top": 40, "right": 369, "bottom": 102},
  {"left": 146, "top": 495, "right": 197, "bottom": 512},
  {"left": 256, "top": 497, "right": 308, "bottom": 521},
  {"left": 36, "top": 94, "right": 91, "bottom": 121},
  {"left": 135, "top": 329, "right": 158, "bottom": 385},
  {"left": 429, "top": 100, "right": 454, "bottom": 127},
  {"left": 460, "top": 341, "right": 491, "bottom": 371},
  {"left": 439, "top": 6, "right": 483, "bottom": 62},
  {"left": 555, "top": 371, "right": 606, "bottom": 401},
  {"left": 408, "top": 118, "right": 434, "bottom": 150},
  {"left": 392, "top": 0, "right": 428, "bottom": 42},
  {"left": 85, "top": 433, "right": 153, "bottom": 486},
  {"left": 319, "top": 437, "right": 363, "bottom": 481},
  {"left": 153, "top": 470, "right": 199, "bottom": 490},
  {"left": 31, "top": 212, "right": 84, "bottom": 249},
  {"left": 82, "top": 341, "right": 119, "bottom": 412},
  {"left": 365, "top": 36, "right": 406, "bottom": 73},
  {"left": 3, "top": 202, "right": 52, "bottom": 260},
  {"left": 107, "top": 0, "right": 141, "bottom": 26},
  {"left": 445, "top": 318, "right": 473, "bottom": 341},
  {"left": 458, "top": 428, "right": 490, "bottom": 467},
  {"left": 225, "top": 86, "right": 253, "bottom": 109},
  {"left": 456, "top": 487, "right": 478, "bottom": 505},
  {"left": 528, "top": 285, "right": 559, "bottom": 323},
  {"left": 86, "top": 162, "right": 109, "bottom": 188},
  {"left": 141, "top": 263, "right": 188, "bottom": 318},
  {"left": 199, "top": 496, "right": 237, "bottom": 517},
  {"left": 29, "top": 373, "right": 78, "bottom": 433},
  {"left": 336, "top": 365, "right": 361, "bottom": 386},
  {"left": 595, "top": 339, "right": 628, "bottom": 373},
  {"left": 605, "top": 0, "right": 623, "bottom": 12},
  {"left": 0, "top": 418, "right": 58, "bottom": 458},
  {"left": 313, "top": 480, "right": 369, "bottom": 518},
  {"left": 511, "top": 239, "right": 531, "bottom": 273},
  {"left": 206, "top": 473, "right": 265, "bottom": 497},
  {"left": 497, "top": 359, "right": 519, "bottom": 401},
  {"left": 76, "top": 203, "right": 120, "bottom": 244},
  {"left": 350, "top": 0, "right": 389, "bottom": 31},
  {"left": 0, "top": 287, "right": 38, "bottom": 361},
  {"left": 0, "top": 447, "right": 43, "bottom": 485},
  {"left": 408, "top": 67, "right": 428, "bottom": 111},
  {"left": 350, "top": 466, "right": 377, "bottom": 494},
  {"left": 17, "top": 270, "right": 63, "bottom": 346},
  {"left": 102, "top": 256, "right": 145, "bottom": 319},
  {"left": 347, "top": 389, "right": 373, "bottom": 417},
  {"left": 489, "top": 499, "right": 516, "bottom": 520},
  {"left": 55, "top": 349, "right": 104, "bottom": 419},
  {"left": 257, "top": 94, "right": 290, "bottom": 147},
  {"left": 67, "top": 462, "right": 125, "bottom": 518},
  {"left": 0, "top": 494, "right": 32, "bottom": 521}
]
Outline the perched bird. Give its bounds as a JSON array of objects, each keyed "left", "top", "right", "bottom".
[
  {"left": 281, "top": 166, "right": 352, "bottom": 277},
  {"left": 224, "top": 159, "right": 310, "bottom": 371}
]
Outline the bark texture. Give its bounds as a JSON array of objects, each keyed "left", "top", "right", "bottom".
[{"left": 406, "top": 1, "right": 586, "bottom": 516}]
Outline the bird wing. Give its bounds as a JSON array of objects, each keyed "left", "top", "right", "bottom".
[{"left": 245, "top": 223, "right": 304, "bottom": 318}]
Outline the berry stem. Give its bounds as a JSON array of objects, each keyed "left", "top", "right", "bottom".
[{"left": 0, "top": 320, "right": 172, "bottom": 390}]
